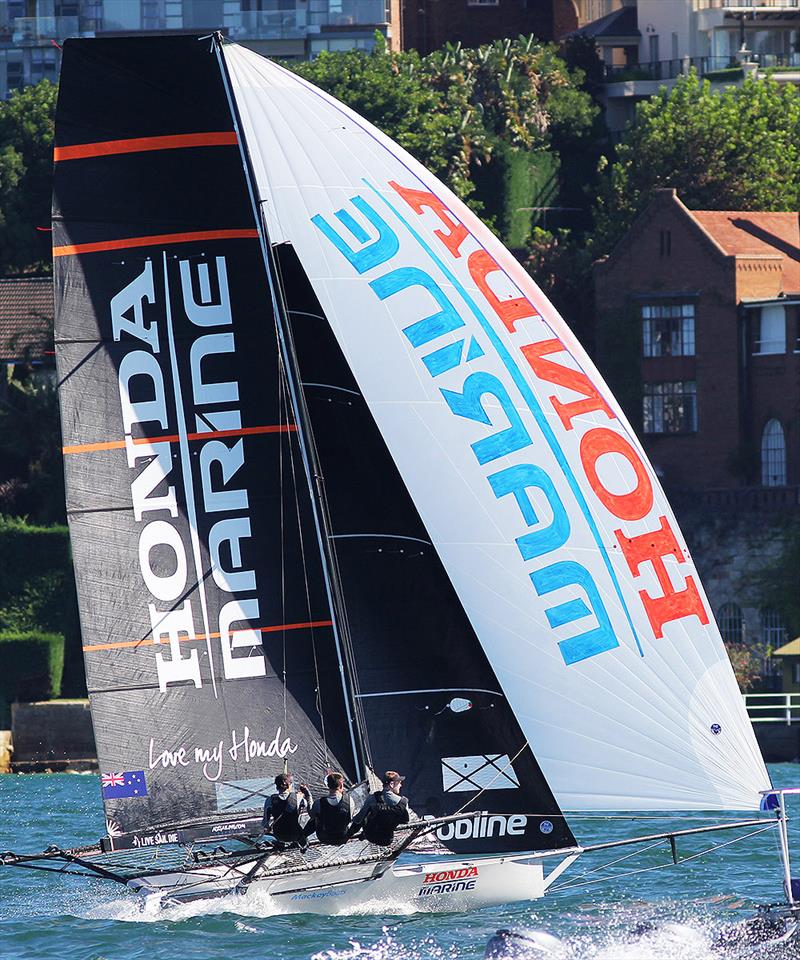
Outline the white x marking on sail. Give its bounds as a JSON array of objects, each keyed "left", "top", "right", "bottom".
[{"left": 441, "top": 755, "right": 520, "bottom": 793}]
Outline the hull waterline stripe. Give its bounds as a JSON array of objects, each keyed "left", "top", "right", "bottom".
[
  {"left": 54, "top": 131, "right": 238, "bottom": 162},
  {"left": 52, "top": 228, "right": 258, "bottom": 257},
  {"left": 82, "top": 618, "right": 334, "bottom": 653},
  {"left": 62, "top": 423, "right": 297, "bottom": 455}
]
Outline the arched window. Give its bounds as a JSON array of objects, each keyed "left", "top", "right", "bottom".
[
  {"left": 761, "top": 608, "right": 787, "bottom": 648},
  {"left": 717, "top": 603, "right": 744, "bottom": 644},
  {"left": 761, "top": 419, "right": 786, "bottom": 486}
]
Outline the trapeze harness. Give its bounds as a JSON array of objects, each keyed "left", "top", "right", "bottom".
[
  {"left": 266, "top": 791, "right": 304, "bottom": 843},
  {"left": 314, "top": 794, "right": 353, "bottom": 845},
  {"left": 361, "top": 791, "right": 409, "bottom": 846}
]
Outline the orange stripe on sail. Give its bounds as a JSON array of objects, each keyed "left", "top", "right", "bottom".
[
  {"left": 54, "top": 131, "right": 238, "bottom": 162},
  {"left": 62, "top": 423, "right": 297, "bottom": 455},
  {"left": 53, "top": 228, "right": 258, "bottom": 258},
  {"left": 82, "top": 620, "right": 334, "bottom": 653}
]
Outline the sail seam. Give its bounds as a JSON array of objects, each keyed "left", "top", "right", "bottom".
[{"left": 355, "top": 687, "right": 502, "bottom": 699}]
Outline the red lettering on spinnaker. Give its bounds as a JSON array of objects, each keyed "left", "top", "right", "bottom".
[
  {"left": 521, "top": 338, "right": 613, "bottom": 431},
  {"left": 390, "top": 181, "right": 469, "bottom": 259},
  {"left": 616, "top": 516, "right": 710, "bottom": 638},
  {"left": 467, "top": 249, "right": 539, "bottom": 333},
  {"left": 580, "top": 427, "right": 654, "bottom": 522}
]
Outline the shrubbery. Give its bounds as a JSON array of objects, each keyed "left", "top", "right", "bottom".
[{"left": 0, "top": 630, "right": 64, "bottom": 726}]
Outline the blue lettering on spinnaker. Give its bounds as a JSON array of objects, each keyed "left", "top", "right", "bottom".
[
  {"left": 488, "top": 463, "right": 570, "bottom": 561},
  {"left": 312, "top": 196, "right": 399, "bottom": 274},
  {"left": 531, "top": 561, "right": 619, "bottom": 664},
  {"left": 441, "top": 372, "right": 532, "bottom": 465},
  {"left": 313, "top": 189, "right": 638, "bottom": 666},
  {"left": 371, "top": 266, "right": 465, "bottom": 347}
]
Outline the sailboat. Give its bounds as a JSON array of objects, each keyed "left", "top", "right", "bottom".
[{"left": 1, "top": 32, "right": 795, "bottom": 920}]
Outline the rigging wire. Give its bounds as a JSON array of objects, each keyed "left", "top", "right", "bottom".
[
  {"left": 548, "top": 823, "right": 778, "bottom": 894},
  {"left": 278, "top": 338, "right": 289, "bottom": 772}
]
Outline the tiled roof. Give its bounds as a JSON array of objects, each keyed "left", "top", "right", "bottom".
[
  {"left": 0, "top": 277, "right": 53, "bottom": 362},
  {"left": 569, "top": 6, "right": 640, "bottom": 40},
  {"left": 692, "top": 210, "right": 800, "bottom": 292}
]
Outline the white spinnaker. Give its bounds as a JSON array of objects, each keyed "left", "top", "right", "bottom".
[{"left": 225, "top": 44, "right": 770, "bottom": 811}]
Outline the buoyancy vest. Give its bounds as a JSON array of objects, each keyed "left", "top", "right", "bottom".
[
  {"left": 362, "top": 791, "right": 409, "bottom": 846},
  {"left": 315, "top": 793, "right": 352, "bottom": 845},
  {"left": 267, "top": 791, "right": 303, "bottom": 842}
]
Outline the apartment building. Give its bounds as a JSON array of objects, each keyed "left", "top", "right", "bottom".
[
  {"left": 0, "top": 0, "right": 398, "bottom": 97},
  {"left": 565, "top": 1, "right": 800, "bottom": 130}
]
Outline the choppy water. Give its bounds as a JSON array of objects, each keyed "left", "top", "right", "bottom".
[{"left": 2, "top": 765, "right": 800, "bottom": 960}]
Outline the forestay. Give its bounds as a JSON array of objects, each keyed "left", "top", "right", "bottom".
[{"left": 224, "top": 45, "right": 770, "bottom": 811}]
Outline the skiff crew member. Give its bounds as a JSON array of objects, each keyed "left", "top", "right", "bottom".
[
  {"left": 303, "top": 771, "right": 354, "bottom": 846},
  {"left": 262, "top": 772, "right": 312, "bottom": 845},
  {"left": 348, "top": 770, "right": 412, "bottom": 846}
]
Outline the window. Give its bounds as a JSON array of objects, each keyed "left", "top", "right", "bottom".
[
  {"left": 659, "top": 230, "right": 671, "bottom": 257},
  {"left": 643, "top": 381, "right": 698, "bottom": 434},
  {"left": 761, "top": 608, "right": 787, "bottom": 648},
  {"left": 761, "top": 419, "right": 786, "bottom": 486},
  {"left": 753, "top": 304, "right": 786, "bottom": 355},
  {"left": 642, "top": 303, "right": 695, "bottom": 357},
  {"left": 717, "top": 603, "right": 744, "bottom": 644},
  {"left": 467, "top": 0, "right": 500, "bottom": 5},
  {"left": 649, "top": 34, "right": 659, "bottom": 64},
  {"left": 794, "top": 662, "right": 800, "bottom": 686}
]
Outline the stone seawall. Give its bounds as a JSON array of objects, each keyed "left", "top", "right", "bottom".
[{"left": 10, "top": 700, "right": 97, "bottom": 772}]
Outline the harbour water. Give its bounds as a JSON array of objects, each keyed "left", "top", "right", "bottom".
[{"left": 2, "top": 764, "right": 800, "bottom": 960}]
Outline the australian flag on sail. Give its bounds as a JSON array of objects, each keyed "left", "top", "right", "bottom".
[{"left": 101, "top": 770, "right": 148, "bottom": 800}]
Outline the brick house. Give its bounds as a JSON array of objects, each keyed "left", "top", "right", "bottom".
[
  {"left": 595, "top": 188, "right": 800, "bottom": 498},
  {"left": 0, "top": 277, "right": 54, "bottom": 393}
]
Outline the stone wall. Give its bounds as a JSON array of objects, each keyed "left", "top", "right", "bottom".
[
  {"left": 11, "top": 700, "right": 97, "bottom": 772},
  {"left": 675, "top": 498, "right": 794, "bottom": 651}
]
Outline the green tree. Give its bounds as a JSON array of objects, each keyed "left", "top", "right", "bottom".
[
  {"left": 0, "top": 80, "right": 57, "bottom": 275},
  {"left": 0, "top": 374, "right": 65, "bottom": 524},
  {"left": 290, "top": 35, "right": 595, "bottom": 205},
  {"left": 594, "top": 72, "right": 800, "bottom": 254}
]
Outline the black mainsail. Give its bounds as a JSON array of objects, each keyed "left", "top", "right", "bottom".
[{"left": 53, "top": 36, "right": 356, "bottom": 837}]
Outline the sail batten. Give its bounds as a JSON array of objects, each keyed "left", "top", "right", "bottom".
[{"left": 225, "top": 45, "right": 770, "bottom": 812}]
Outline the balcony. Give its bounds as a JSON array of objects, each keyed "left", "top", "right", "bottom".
[
  {"left": 224, "top": 0, "right": 387, "bottom": 40},
  {"left": 307, "top": 0, "right": 388, "bottom": 28},
  {"left": 697, "top": 1, "right": 800, "bottom": 9},
  {"left": 9, "top": 16, "right": 79, "bottom": 45}
]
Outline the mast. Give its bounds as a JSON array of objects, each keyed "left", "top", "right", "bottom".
[{"left": 213, "top": 34, "right": 368, "bottom": 782}]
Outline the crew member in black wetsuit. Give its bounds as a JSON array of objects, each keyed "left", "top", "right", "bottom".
[
  {"left": 262, "top": 772, "right": 312, "bottom": 846},
  {"left": 303, "top": 772, "right": 353, "bottom": 846},
  {"left": 348, "top": 770, "right": 412, "bottom": 846}
]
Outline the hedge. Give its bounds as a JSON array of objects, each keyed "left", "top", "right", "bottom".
[
  {"left": 0, "top": 516, "right": 83, "bottom": 698},
  {"left": 0, "top": 631, "right": 64, "bottom": 727}
]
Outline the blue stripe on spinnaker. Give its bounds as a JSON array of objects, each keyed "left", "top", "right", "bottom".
[{"left": 363, "top": 177, "right": 644, "bottom": 659}]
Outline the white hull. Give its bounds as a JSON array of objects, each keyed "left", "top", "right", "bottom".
[{"left": 130, "top": 853, "right": 550, "bottom": 916}]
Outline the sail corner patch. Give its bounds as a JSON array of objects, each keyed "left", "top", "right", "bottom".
[{"left": 441, "top": 755, "right": 520, "bottom": 792}]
